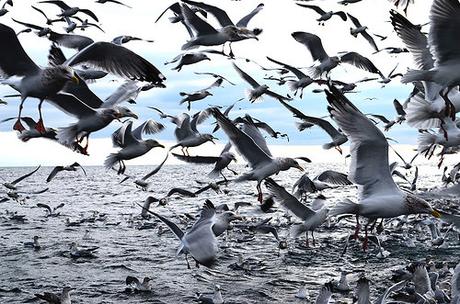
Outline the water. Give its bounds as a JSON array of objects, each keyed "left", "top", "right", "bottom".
[{"left": 0, "top": 164, "right": 459, "bottom": 303}]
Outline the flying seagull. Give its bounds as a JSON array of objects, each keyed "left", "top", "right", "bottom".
[
  {"left": 46, "top": 162, "right": 86, "bottom": 182},
  {"left": 296, "top": 3, "right": 347, "bottom": 25},
  {"left": 39, "top": 0, "right": 100, "bottom": 22},
  {"left": 347, "top": 13, "right": 379, "bottom": 52},
  {"left": 211, "top": 107, "right": 304, "bottom": 203},
  {"left": 292, "top": 31, "right": 382, "bottom": 78},
  {"left": 326, "top": 84, "right": 440, "bottom": 250}
]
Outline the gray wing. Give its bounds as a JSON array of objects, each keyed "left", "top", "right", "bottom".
[
  {"left": 278, "top": 99, "right": 345, "bottom": 142},
  {"left": 316, "top": 170, "right": 352, "bottom": 185},
  {"left": 236, "top": 3, "right": 264, "bottom": 27},
  {"left": 113, "top": 121, "right": 138, "bottom": 147},
  {"left": 429, "top": 0, "right": 460, "bottom": 66},
  {"left": 266, "top": 56, "right": 308, "bottom": 80},
  {"left": 175, "top": 114, "right": 195, "bottom": 141},
  {"left": 0, "top": 23, "right": 40, "bottom": 77},
  {"left": 361, "top": 30, "right": 379, "bottom": 52},
  {"left": 131, "top": 120, "right": 164, "bottom": 140},
  {"left": 48, "top": 31, "right": 94, "bottom": 51},
  {"left": 102, "top": 81, "right": 140, "bottom": 107},
  {"left": 126, "top": 276, "right": 140, "bottom": 286},
  {"left": 393, "top": 99, "right": 406, "bottom": 116},
  {"left": 181, "top": 3, "right": 218, "bottom": 36},
  {"left": 296, "top": 4, "right": 326, "bottom": 15},
  {"left": 356, "top": 277, "right": 371, "bottom": 304},
  {"left": 232, "top": 63, "right": 260, "bottom": 88},
  {"left": 326, "top": 84, "right": 399, "bottom": 199},
  {"left": 315, "top": 283, "right": 333, "bottom": 304},
  {"left": 140, "top": 204, "right": 184, "bottom": 240},
  {"left": 340, "top": 52, "right": 382, "bottom": 75},
  {"left": 46, "top": 93, "right": 96, "bottom": 118},
  {"left": 453, "top": 263, "right": 460, "bottom": 303},
  {"left": 211, "top": 108, "right": 272, "bottom": 168},
  {"left": 39, "top": 0, "right": 71, "bottom": 10},
  {"left": 374, "top": 280, "right": 407, "bottom": 304},
  {"left": 239, "top": 116, "right": 272, "bottom": 157},
  {"left": 292, "top": 32, "right": 329, "bottom": 62},
  {"left": 65, "top": 42, "right": 166, "bottom": 84},
  {"left": 266, "top": 90, "right": 292, "bottom": 101},
  {"left": 140, "top": 153, "right": 169, "bottom": 181},
  {"left": 11, "top": 166, "right": 41, "bottom": 185},
  {"left": 265, "top": 178, "right": 315, "bottom": 220},
  {"left": 182, "top": 0, "right": 234, "bottom": 27},
  {"left": 46, "top": 166, "right": 63, "bottom": 182},
  {"left": 36, "top": 203, "right": 52, "bottom": 213},
  {"left": 347, "top": 13, "right": 362, "bottom": 27},
  {"left": 413, "top": 265, "right": 432, "bottom": 295}
]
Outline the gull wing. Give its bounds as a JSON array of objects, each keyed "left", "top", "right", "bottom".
[
  {"left": 65, "top": 42, "right": 166, "bottom": 84},
  {"left": 296, "top": 4, "right": 326, "bottom": 15},
  {"left": 236, "top": 3, "right": 264, "bottom": 27},
  {"left": 265, "top": 178, "right": 315, "bottom": 221},
  {"left": 46, "top": 166, "right": 63, "bottom": 182},
  {"left": 428, "top": 0, "right": 460, "bottom": 66},
  {"left": 266, "top": 56, "right": 308, "bottom": 80},
  {"left": 11, "top": 166, "right": 41, "bottom": 185},
  {"left": 182, "top": 0, "right": 233, "bottom": 27},
  {"left": 131, "top": 120, "right": 164, "bottom": 140},
  {"left": 340, "top": 52, "right": 382, "bottom": 75},
  {"left": 326, "top": 84, "right": 399, "bottom": 199},
  {"left": 291, "top": 31, "right": 329, "bottom": 62},
  {"left": 0, "top": 23, "right": 40, "bottom": 77},
  {"left": 181, "top": 3, "right": 218, "bottom": 36},
  {"left": 211, "top": 108, "right": 272, "bottom": 169},
  {"left": 316, "top": 170, "right": 352, "bottom": 185},
  {"left": 172, "top": 153, "right": 219, "bottom": 164},
  {"left": 232, "top": 63, "right": 260, "bottom": 88}
]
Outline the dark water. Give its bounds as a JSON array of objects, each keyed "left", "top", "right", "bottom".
[{"left": 0, "top": 164, "right": 459, "bottom": 303}]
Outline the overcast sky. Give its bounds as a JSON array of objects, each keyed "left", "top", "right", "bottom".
[{"left": 0, "top": 0, "right": 444, "bottom": 167}]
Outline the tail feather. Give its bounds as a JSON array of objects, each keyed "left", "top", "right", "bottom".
[
  {"left": 307, "top": 66, "right": 322, "bottom": 79},
  {"left": 417, "top": 133, "right": 437, "bottom": 152},
  {"left": 330, "top": 199, "right": 359, "bottom": 216},
  {"left": 56, "top": 124, "right": 78, "bottom": 146},
  {"left": 208, "top": 168, "right": 220, "bottom": 178},
  {"left": 287, "top": 80, "right": 301, "bottom": 91},
  {"left": 322, "top": 142, "right": 335, "bottom": 150},
  {"left": 401, "top": 69, "right": 435, "bottom": 84},
  {"left": 296, "top": 121, "right": 313, "bottom": 132},
  {"left": 290, "top": 223, "right": 307, "bottom": 238},
  {"left": 104, "top": 153, "right": 120, "bottom": 169},
  {"left": 406, "top": 94, "right": 441, "bottom": 128}
]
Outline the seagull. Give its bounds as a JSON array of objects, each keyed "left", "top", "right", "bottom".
[
  {"left": 326, "top": 84, "right": 440, "bottom": 249},
  {"left": 292, "top": 32, "right": 382, "bottom": 78},
  {"left": 232, "top": 63, "right": 291, "bottom": 102},
  {"left": 265, "top": 178, "right": 328, "bottom": 247},
  {"left": 293, "top": 171, "right": 352, "bottom": 198},
  {"left": 24, "top": 235, "right": 41, "bottom": 250},
  {"left": 315, "top": 282, "right": 333, "bottom": 304},
  {"left": 266, "top": 56, "right": 319, "bottom": 98},
  {"left": 179, "top": 3, "right": 261, "bottom": 55},
  {"left": 166, "top": 52, "right": 210, "bottom": 71},
  {"left": 179, "top": 90, "right": 213, "bottom": 111},
  {"left": 169, "top": 111, "right": 217, "bottom": 155},
  {"left": 155, "top": 2, "right": 207, "bottom": 38},
  {"left": 296, "top": 3, "right": 347, "bottom": 25},
  {"left": 196, "top": 284, "right": 224, "bottom": 304},
  {"left": 46, "top": 162, "right": 86, "bottom": 182},
  {"left": 106, "top": 120, "right": 165, "bottom": 174},
  {"left": 2, "top": 165, "right": 41, "bottom": 191},
  {"left": 194, "top": 71, "right": 235, "bottom": 85},
  {"left": 0, "top": 0, "right": 12, "bottom": 16},
  {"left": 32, "top": 5, "right": 61, "bottom": 25},
  {"left": 95, "top": 0, "right": 131, "bottom": 8},
  {"left": 141, "top": 200, "right": 219, "bottom": 268},
  {"left": 111, "top": 35, "right": 153, "bottom": 45},
  {"left": 401, "top": 0, "right": 460, "bottom": 121},
  {"left": 181, "top": 0, "right": 264, "bottom": 56},
  {"left": 172, "top": 143, "right": 237, "bottom": 181},
  {"left": 211, "top": 107, "right": 304, "bottom": 203},
  {"left": 37, "top": 203, "right": 65, "bottom": 217},
  {"left": 1, "top": 116, "right": 58, "bottom": 142},
  {"left": 34, "top": 286, "right": 74, "bottom": 304},
  {"left": 69, "top": 242, "right": 98, "bottom": 258},
  {"left": 125, "top": 276, "right": 152, "bottom": 292},
  {"left": 278, "top": 99, "right": 348, "bottom": 153},
  {"left": 39, "top": 0, "right": 100, "bottom": 22},
  {"left": 347, "top": 13, "right": 379, "bottom": 52}
]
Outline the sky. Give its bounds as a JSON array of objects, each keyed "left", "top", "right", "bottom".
[{"left": 0, "top": 0, "right": 444, "bottom": 167}]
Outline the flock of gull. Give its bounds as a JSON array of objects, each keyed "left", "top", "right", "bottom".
[{"left": 1, "top": 0, "right": 460, "bottom": 303}]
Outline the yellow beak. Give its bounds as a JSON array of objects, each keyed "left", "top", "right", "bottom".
[
  {"left": 431, "top": 209, "right": 441, "bottom": 218},
  {"left": 71, "top": 75, "right": 79, "bottom": 84}
]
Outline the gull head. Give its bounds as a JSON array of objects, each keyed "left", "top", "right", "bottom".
[
  {"left": 406, "top": 194, "right": 440, "bottom": 218},
  {"left": 116, "top": 107, "right": 138, "bottom": 119},
  {"left": 62, "top": 286, "right": 75, "bottom": 294},
  {"left": 196, "top": 53, "right": 211, "bottom": 61},
  {"left": 145, "top": 139, "right": 164, "bottom": 149},
  {"left": 202, "top": 134, "right": 218, "bottom": 144},
  {"left": 279, "top": 158, "right": 304, "bottom": 172}
]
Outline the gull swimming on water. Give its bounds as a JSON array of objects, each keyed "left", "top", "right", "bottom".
[
  {"left": 125, "top": 276, "right": 152, "bottom": 292},
  {"left": 211, "top": 108, "right": 304, "bottom": 203},
  {"left": 35, "top": 286, "right": 74, "bottom": 304},
  {"left": 326, "top": 84, "right": 441, "bottom": 249}
]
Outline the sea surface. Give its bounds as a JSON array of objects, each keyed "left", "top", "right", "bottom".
[{"left": 0, "top": 164, "right": 459, "bottom": 303}]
